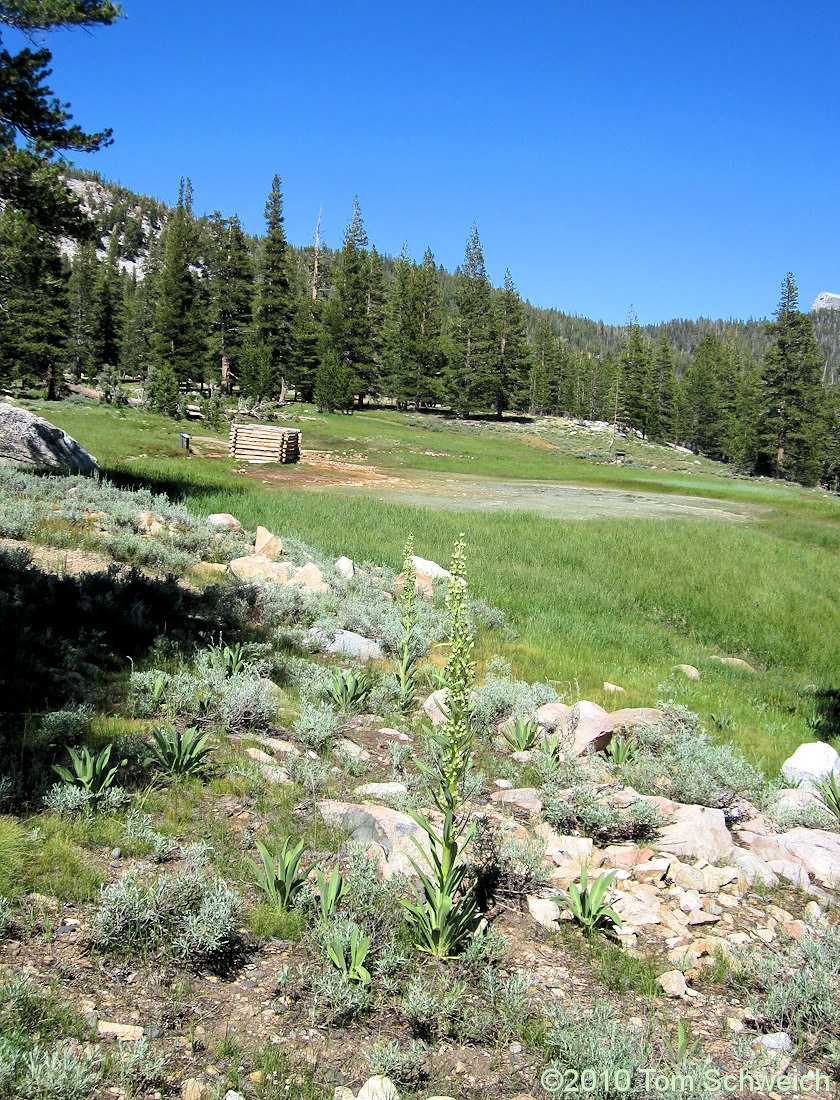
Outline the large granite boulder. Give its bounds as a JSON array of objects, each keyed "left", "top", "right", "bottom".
[
  {"left": 0, "top": 402, "right": 98, "bottom": 473},
  {"left": 781, "top": 742, "right": 840, "bottom": 789}
]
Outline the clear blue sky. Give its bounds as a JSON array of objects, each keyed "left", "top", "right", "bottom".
[{"left": 23, "top": 0, "right": 840, "bottom": 325}]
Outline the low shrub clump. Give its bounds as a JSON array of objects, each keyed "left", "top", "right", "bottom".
[
  {"left": 92, "top": 868, "right": 241, "bottom": 967},
  {"left": 541, "top": 783, "right": 663, "bottom": 844},
  {"left": 622, "top": 705, "right": 765, "bottom": 814},
  {"left": 737, "top": 926, "right": 840, "bottom": 1044}
]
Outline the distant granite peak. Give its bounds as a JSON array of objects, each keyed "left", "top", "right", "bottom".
[{"left": 811, "top": 292, "right": 840, "bottom": 312}]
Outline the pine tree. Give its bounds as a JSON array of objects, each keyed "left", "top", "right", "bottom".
[
  {"left": 682, "top": 334, "right": 725, "bottom": 457},
  {"left": 450, "top": 224, "right": 494, "bottom": 416},
  {"left": 314, "top": 344, "right": 355, "bottom": 413},
  {"left": 66, "top": 238, "right": 99, "bottom": 379},
  {"left": 412, "top": 248, "right": 444, "bottom": 410},
  {"left": 121, "top": 227, "right": 161, "bottom": 383},
  {"left": 383, "top": 244, "right": 413, "bottom": 407},
  {"left": 528, "top": 317, "right": 559, "bottom": 414},
  {"left": 206, "top": 212, "right": 254, "bottom": 394},
  {"left": 758, "top": 273, "right": 827, "bottom": 485},
  {"left": 323, "top": 197, "right": 373, "bottom": 408},
  {"left": 620, "top": 324, "right": 656, "bottom": 437},
  {"left": 290, "top": 299, "right": 320, "bottom": 403},
  {"left": 0, "top": 203, "right": 68, "bottom": 394},
  {"left": 255, "top": 174, "right": 294, "bottom": 395},
  {"left": 364, "top": 245, "right": 386, "bottom": 399},
  {"left": 149, "top": 178, "right": 204, "bottom": 403},
  {"left": 653, "top": 333, "right": 677, "bottom": 442},
  {"left": 93, "top": 230, "right": 123, "bottom": 378},
  {"left": 493, "top": 271, "right": 530, "bottom": 418},
  {"left": 0, "top": 2, "right": 122, "bottom": 238}
]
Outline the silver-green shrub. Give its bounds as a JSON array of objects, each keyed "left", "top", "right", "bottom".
[
  {"left": 22, "top": 1042, "right": 102, "bottom": 1100},
  {"left": 43, "top": 783, "right": 130, "bottom": 817},
  {"left": 623, "top": 706, "right": 765, "bottom": 812},
  {"left": 542, "top": 783, "right": 663, "bottom": 844},
  {"left": 293, "top": 700, "right": 340, "bottom": 751},
  {"left": 93, "top": 868, "right": 240, "bottom": 965},
  {"left": 545, "top": 1002, "right": 653, "bottom": 1100}
]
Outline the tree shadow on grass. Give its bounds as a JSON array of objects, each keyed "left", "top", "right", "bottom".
[{"left": 0, "top": 545, "right": 252, "bottom": 803}]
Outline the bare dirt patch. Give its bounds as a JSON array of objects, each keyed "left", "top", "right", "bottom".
[{"left": 233, "top": 453, "right": 756, "bottom": 523}]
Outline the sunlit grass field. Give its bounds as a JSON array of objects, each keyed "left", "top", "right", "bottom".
[{"left": 31, "top": 399, "right": 840, "bottom": 774}]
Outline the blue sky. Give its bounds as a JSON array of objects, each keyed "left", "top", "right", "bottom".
[{"left": 21, "top": 1, "right": 840, "bottom": 325}]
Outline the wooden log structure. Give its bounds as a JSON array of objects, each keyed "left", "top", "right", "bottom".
[{"left": 228, "top": 424, "right": 301, "bottom": 463}]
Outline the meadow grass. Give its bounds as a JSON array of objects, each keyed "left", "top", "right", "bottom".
[{"left": 25, "top": 399, "right": 840, "bottom": 773}]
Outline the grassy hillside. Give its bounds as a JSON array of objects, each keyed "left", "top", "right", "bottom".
[{"left": 25, "top": 399, "right": 840, "bottom": 775}]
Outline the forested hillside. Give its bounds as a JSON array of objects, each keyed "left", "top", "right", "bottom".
[{"left": 3, "top": 167, "right": 839, "bottom": 489}]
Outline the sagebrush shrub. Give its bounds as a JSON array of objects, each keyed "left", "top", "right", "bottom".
[
  {"left": 471, "top": 658, "right": 559, "bottom": 740},
  {"left": 545, "top": 1002, "right": 653, "bottom": 1100},
  {"left": 740, "top": 927, "right": 840, "bottom": 1038},
  {"left": 93, "top": 869, "right": 240, "bottom": 965},
  {"left": 542, "top": 783, "right": 663, "bottom": 844},
  {"left": 293, "top": 700, "right": 340, "bottom": 751},
  {"left": 43, "top": 783, "right": 130, "bottom": 817},
  {"left": 624, "top": 709, "right": 765, "bottom": 812}
]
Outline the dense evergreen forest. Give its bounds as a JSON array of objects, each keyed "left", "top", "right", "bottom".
[{"left": 3, "top": 166, "right": 838, "bottom": 488}]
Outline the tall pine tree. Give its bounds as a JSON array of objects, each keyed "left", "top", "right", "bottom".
[
  {"left": 255, "top": 174, "right": 294, "bottom": 397},
  {"left": 450, "top": 224, "right": 494, "bottom": 417},
  {"left": 758, "top": 273, "right": 827, "bottom": 485}
]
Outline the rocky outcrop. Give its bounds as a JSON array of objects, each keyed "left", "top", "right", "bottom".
[
  {"left": 317, "top": 800, "right": 432, "bottom": 878},
  {"left": 811, "top": 292, "right": 840, "bottom": 312},
  {"left": 534, "top": 701, "right": 615, "bottom": 755},
  {"left": 309, "top": 628, "right": 383, "bottom": 661},
  {"left": 0, "top": 402, "right": 98, "bottom": 473}
]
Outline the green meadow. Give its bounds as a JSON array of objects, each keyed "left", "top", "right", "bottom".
[{"left": 33, "top": 400, "right": 840, "bottom": 774}]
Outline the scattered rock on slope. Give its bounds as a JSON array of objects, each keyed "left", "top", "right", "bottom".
[{"left": 0, "top": 402, "right": 98, "bottom": 473}]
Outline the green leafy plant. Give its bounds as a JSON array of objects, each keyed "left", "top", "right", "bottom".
[
  {"left": 605, "top": 735, "right": 637, "bottom": 765},
  {"left": 502, "top": 716, "right": 539, "bottom": 752},
  {"left": 316, "top": 865, "right": 347, "bottom": 921},
  {"left": 325, "top": 926, "right": 372, "bottom": 985},
  {"left": 394, "top": 534, "right": 421, "bottom": 713},
  {"left": 663, "top": 1021, "right": 700, "bottom": 1066},
  {"left": 555, "top": 865, "right": 622, "bottom": 937},
  {"left": 324, "top": 668, "right": 373, "bottom": 712},
  {"left": 400, "top": 538, "right": 478, "bottom": 960},
  {"left": 147, "top": 724, "right": 213, "bottom": 778},
  {"left": 249, "top": 837, "right": 311, "bottom": 911},
  {"left": 815, "top": 772, "right": 840, "bottom": 822},
  {"left": 52, "top": 743, "right": 126, "bottom": 795},
  {"left": 400, "top": 806, "right": 477, "bottom": 959}
]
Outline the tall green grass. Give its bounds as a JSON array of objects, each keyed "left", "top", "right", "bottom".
[{"left": 29, "top": 400, "right": 840, "bottom": 773}]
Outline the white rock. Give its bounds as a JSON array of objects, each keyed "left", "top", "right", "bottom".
[
  {"left": 310, "top": 627, "right": 383, "bottom": 661},
  {"left": 674, "top": 664, "right": 700, "bottom": 681},
  {"left": 317, "top": 801, "right": 431, "bottom": 879},
  {"left": 527, "top": 896, "right": 561, "bottom": 928},
  {"left": 774, "top": 827, "right": 840, "bottom": 886},
  {"left": 654, "top": 804, "right": 734, "bottom": 864},
  {"left": 781, "top": 742, "right": 840, "bottom": 789},
  {"left": 411, "top": 555, "right": 452, "bottom": 582},
  {"left": 334, "top": 739, "right": 371, "bottom": 764},
  {"left": 728, "top": 848, "right": 779, "bottom": 888},
  {"left": 659, "top": 970, "right": 688, "bottom": 997},
  {"left": 0, "top": 402, "right": 98, "bottom": 473},
  {"left": 334, "top": 555, "right": 355, "bottom": 579},
  {"left": 208, "top": 513, "right": 243, "bottom": 531},
  {"left": 353, "top": 782, "right": 408, "bottom": 799},
  {"left": 357, "top": 1075, "right": 400, "bottom": 1100},
  {"left": 423, "top": 689, "right": 448, "bottom": 725}
]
